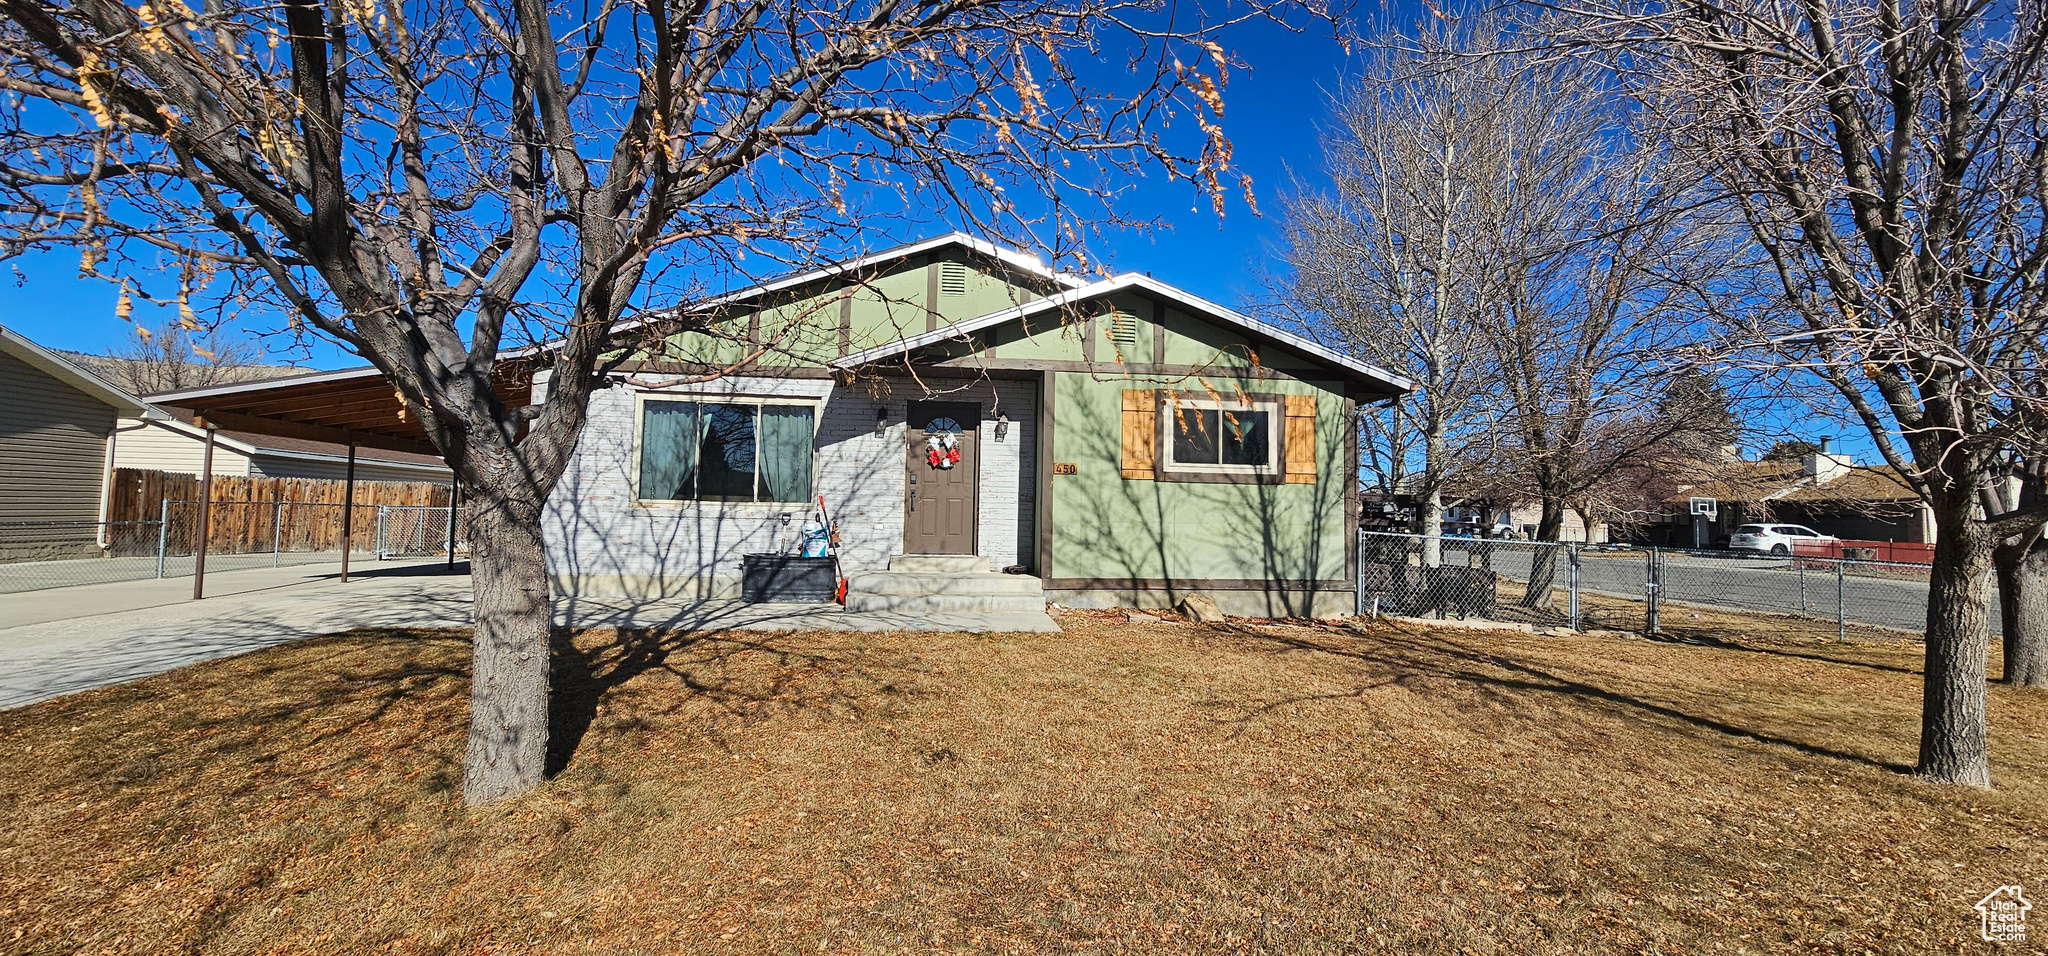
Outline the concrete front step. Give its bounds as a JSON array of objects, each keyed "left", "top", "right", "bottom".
[
  {"left": 846, "top": 570, "right": 1043, "bottom": 596},
  {"left": 844, "top": 592, "right": 1048, "bottom": 613},
  {"left": 888, "top": 553, "right": 991, "bottom": 573},
  {"left": 844, "top": 556, "right": 1046, "bottom": 613}
]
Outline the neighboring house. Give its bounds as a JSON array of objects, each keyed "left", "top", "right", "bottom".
[
  {"left": 110, "top": 409, "right": 450, "bottom": 484},
  {"left": 0, "top": 325, "right": 167, "bottom": 554},
  {"left": 149, "top": 234, "right": 1413, "bottom": 616},
  {"left": 1645, "top": 445, "right": 1934, "bottom": 546},
  {"left": 1493, "top": 503, "right": 1610, "bottom": 544}
]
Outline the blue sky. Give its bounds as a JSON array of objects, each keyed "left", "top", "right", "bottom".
[
  {"left": 0, "top": 11, "right": 1386, "bottom": 366},
  {"left": 0, "top": 6, "right": 1871, "bottom": 462}
]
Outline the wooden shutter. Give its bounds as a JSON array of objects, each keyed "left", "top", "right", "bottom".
[
  {"left": 1121, "top": 389, "right": 1157, "bottom": 479},
  {"left": 1283, "top": 394, "right": 1317, "bottom": 484}
]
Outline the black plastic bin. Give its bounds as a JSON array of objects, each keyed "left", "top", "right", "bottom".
[{"left": 740, "top": 553, "right": 838, "bottom": 603}]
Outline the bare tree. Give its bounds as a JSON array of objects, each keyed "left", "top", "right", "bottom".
[
  {"left": 1274, "top": 16, "right": 1506, "bottom": 566},
  {"left": 1573, "top": 369, "right": 1743, "bottom": 539},
  {"left": 1423, "top": 36, "right": 1727, "bottom": 605},
  {"left": 1, "top": 0, "right": 1256, "bottom": 802},
  {"left": 85, "top": 316, "right": 269, "bottom": 393},
  {"left": 1545, "top": 0, "right": 2048, "bottom": 783}
]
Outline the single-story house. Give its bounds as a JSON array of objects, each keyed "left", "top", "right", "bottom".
[
  {"left": 146, "top": 234, "right": 1414, "bottom": 616},
  {"left": 110, "top": 408, "right": 451, "bottom": 484},
  {"left": 1646, "top": 447, "right": 1934, "bottom": 547},
  {"left": 0, "top": 324, "right": 167, "bottom": 556},
  {"left": 1491, "top": 502, "right": 1610, "bottom": 544}
]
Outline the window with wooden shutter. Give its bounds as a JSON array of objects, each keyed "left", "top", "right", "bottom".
[
  {"left": 1283, "top": 394, "right": 1317, "bottom": 484},
  {"left": 1121, "top": 389, "right": 1157, "bottom": 479}
]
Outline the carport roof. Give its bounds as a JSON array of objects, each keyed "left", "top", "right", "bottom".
[{"left": 145, "top": 364, "right": 531, "bottom": 457}]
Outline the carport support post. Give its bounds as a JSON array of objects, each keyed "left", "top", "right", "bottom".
[
  {"left": 272, "top": 499, "right": 283, "bottom": 567},
  {"left": 340, "top": 444, "right": 356, "bottom": 583},
  {"left": 192, "top": 425, "right": 216, "bottom": 600},
  {"left": 444, "top": 478, "right": 460, "bottom": 572}
]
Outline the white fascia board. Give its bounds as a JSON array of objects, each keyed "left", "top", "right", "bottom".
[
  {"left": 830, "top": 272, "right": 1418, "bottom": 396},
  {"left": 0, "top": 324, "right": 169, "bottom": 419},
  {"left": 144, "top": 364, "right": 388, "bottom": 403}
]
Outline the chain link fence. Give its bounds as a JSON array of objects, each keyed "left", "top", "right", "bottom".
[
  {"left": 0, "top": 520, "right": 164, "bottom": 592},
  {"left": 1358, "top": 531, "right": 1951, "bottom": 638},
  {"left": 0, "top": 500, "right": 466, "bottom": 595},
  {"left": 375, "top": 504, "right": 468, "bottom": 560}
]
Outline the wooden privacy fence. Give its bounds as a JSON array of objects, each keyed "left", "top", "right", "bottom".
[{"left": 108, "top": 468, "right": 454, "bottom": 555}]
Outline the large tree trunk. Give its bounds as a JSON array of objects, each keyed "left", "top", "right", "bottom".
[
  {"left": 1420, "top": 486, "right": 1445, "bottom": 569},
  {"left": 1918, "top": 493, "right": 1995, "bottom": 787},
  {"left": 1419, "top": 425, "right": 1448, "bottom": 569},
  {"left": 1997, "top": 533, "right": 2048, "bottom": 688},
  {"left": 1519, "top": 496, "right": 1568, "bottom": 611},
  {"left": 461, "top": 477, "right": 554, "bottom": 805}
]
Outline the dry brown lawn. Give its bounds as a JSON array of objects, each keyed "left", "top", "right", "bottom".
[{"left": 2, "top": 612, "right": 2045, "bottom": 954}]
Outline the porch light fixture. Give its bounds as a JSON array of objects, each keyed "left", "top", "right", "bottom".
[
  {"left": 995, "top": 413, "right": 1010, "bottom": 442},
  {"left": 875, "top": 405, "right": 889, "bottom": 434}
]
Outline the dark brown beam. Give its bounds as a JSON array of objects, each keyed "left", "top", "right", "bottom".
[
  {"left": 187, "top": 380, "right": 392, "bottom": 412},
  {"left": 245, "top": 397, "right": 411, "bottom": 427},
  {"left": 194, "top": 408, "right": 442, "bottom": 457},
  {"left": 299, "top": 408, "right": 434, "bottom": 430}
]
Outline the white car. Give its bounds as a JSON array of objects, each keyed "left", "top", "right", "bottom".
[{"left": 1727, "top": 523, "right": 1838, "bottom": 555}]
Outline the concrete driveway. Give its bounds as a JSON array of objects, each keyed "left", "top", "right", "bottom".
[
  {"left": 0, "top": 560, "right": 473, "bottom": 710},
  {"left": 0, "top": 559, "right": 1057, "bottom": 710}
]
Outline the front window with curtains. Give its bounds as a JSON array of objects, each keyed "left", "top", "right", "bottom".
[{"left": 637, "top": 399, "right": 815, "bottom": 503}]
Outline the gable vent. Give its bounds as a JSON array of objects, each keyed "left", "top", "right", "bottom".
[
  {"left": 1104, "top": 311, "right": 1140, "bottom": 347},
  {"left": 937, "top": 261, "right": 971, "bottom": 297}
]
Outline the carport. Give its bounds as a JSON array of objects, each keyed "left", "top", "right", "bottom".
[{"left": 145, "top": 364, "right": 532, "bottom": 596}]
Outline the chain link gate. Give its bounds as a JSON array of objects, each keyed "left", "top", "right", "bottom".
[{"left": 375, "top": 504, "right": 468, "bottom": 560}]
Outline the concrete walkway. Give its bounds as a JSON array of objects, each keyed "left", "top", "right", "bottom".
[{"left": 0, "top": 560, "right": 1058, "bottom": 710}]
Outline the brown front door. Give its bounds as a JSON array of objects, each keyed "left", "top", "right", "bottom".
[{"left": 904, "top": 401, "right": 979, "bottom": 554}]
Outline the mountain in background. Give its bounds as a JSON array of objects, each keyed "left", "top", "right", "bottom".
[{"left": 58, "top": 348, "right": 305, "bottom": 398}]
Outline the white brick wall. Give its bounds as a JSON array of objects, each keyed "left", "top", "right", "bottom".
[{"left": 543, "top": 373, "right": 1036, "bottom": 597}]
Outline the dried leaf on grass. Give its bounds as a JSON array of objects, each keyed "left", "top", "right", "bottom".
[{"left": 0, "top": 617, "right": 2041, "bottom": 954}]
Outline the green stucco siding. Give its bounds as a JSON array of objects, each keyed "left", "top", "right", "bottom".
[
  {"left": 1045, "top": 369, "right": 1353, "bottom": 586},
  {"left": 643, "top": 250, "right": 1052, "bottom": 368}
]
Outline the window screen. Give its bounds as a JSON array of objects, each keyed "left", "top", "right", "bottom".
[
  {"left": 1168, "top": 404, "right": 1271, "bottom": 468},
  {"left": 639, "top": 401, "right": 814, "bottom": 502}
]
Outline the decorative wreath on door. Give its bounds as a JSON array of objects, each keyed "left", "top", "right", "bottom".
[{"left": 925, "top": 418, "right": 963, "bottom": 469}]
